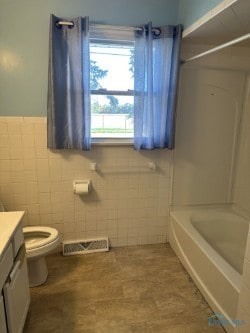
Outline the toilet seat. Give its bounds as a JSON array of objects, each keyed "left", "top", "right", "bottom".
[
  {"left": 23, "top": 226, "right": 59, "bottom": 250},
  {"left": 23, "top": 227, "right": 60, "bottom": 286}
]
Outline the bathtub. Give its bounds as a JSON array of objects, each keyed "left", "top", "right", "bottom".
[{"left": 169, "top": 206, "right": 249, "bottom": 333}]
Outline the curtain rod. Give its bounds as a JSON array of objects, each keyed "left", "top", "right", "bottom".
[
  {"left": 56, "top": 21, "right": 161, "bottom": 34},
  {"left": 57, "top": 21, "right": 74, "bottom": 26},
  {"left": 91, "top": 23, "right": 143, "bottom": 32},
  {"left": 182, "top": 32, "right": 250, "bottom": 64},
  {"left": 56, "top": 20, "right": 142, "bottom": 31}
]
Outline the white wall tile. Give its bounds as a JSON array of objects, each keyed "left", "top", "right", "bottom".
[
  {"left": 21, "top": 123, "right": 34, "bottom": 135},
  {"left": 0, "top": 123, "right": 8, "bottom": 134},
  {"left": 23, "top": 147, "right": 36, "bottom": 159},
  {"left": 7, "top": 122, "right": 22, "bottom": 135},
  {"left": 27, "top": 204, "right": 40, "bottom": 215},
  {"left": 10, "top": 171, "right": 25, "bottom": 183},
  {"left": 28, "top": 214, "right": 41, "bottom": 226},
  {"left": 23, "top": 159, "right": 36, "bottom": 171},
  {"left": 25, "top": 182, "right": 39, "bottom": 204},
  {"left": 13, "top": 193, "right": 27, "bottom": 205},
  {"left": 11, "top": 159, "right": 24, "bottom": 172},
  {"left": 50, "top": 192, "right": 63, "bottom": 203},
  {"left": 0, "top": 117, "right": 172, "bottom": 246},
  {"left": 0, "top": 136, "right": 9, "bottom": 148},
  {"left": 0, "top": 160, "right": 11, "bottom": 172},
  {"left": 0, "top": 148, "right": 10, "bottom": 159},
  {"left": 22, "top": 135, "right": 35, "bottom": 148},
  {"left": 39, "top": 202, "right": 51, "bottom": 214}
]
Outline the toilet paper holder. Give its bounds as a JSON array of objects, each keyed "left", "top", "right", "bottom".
[{"left": 73, "top": 180, "right": 91, "bottom": 195}]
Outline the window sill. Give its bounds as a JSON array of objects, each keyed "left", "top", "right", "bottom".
[{"left": 91, "top": 138, "right": 133, "bottom": 146}]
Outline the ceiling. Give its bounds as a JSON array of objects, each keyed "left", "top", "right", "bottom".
[{"left": 183, "top": 0, "right": 250, "bottom": 47}]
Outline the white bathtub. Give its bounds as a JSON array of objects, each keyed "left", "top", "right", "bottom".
[{"left": 169, "top": 206, "right": 249, "bottom": 333}]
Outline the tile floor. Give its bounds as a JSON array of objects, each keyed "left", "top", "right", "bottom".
[{"left": 23, "top": 244, "right": 225, "bottom": 333}]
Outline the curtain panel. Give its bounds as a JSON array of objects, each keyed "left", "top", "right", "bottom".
[
  {"left": 134, "top": 23, "right": 182, "bottom": 150},
  {"left": 47, "top": 15, "right": 91, "bottom": 150}
]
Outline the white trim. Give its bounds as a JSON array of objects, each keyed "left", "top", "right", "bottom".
[
  {"left": 91, "top": 138, "right": 133, "bottom": 146},
  {"left": 182, "top": 0, "right": 237, "bottom": 39},
  {"left": 182, "top": 33, "right": 250, "bottom": 64}
]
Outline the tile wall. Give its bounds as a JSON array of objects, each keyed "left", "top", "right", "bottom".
[{"left": 0, "top": 117, "right": 172, "bottom": 247}]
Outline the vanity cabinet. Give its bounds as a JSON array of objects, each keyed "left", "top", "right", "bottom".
[
  {"left": 0, "top": 294, "right": 7, "bottom": 333},
  {"left": 0, "top": 212, "right": 30, "bottom": 333}
]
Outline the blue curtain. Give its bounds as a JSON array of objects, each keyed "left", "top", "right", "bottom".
[
  {"left": 134, "top": 23, "right": 182, "bottom": 150},
  {"left": 47, "top": 15, "right": 91, "bottom": 150}
]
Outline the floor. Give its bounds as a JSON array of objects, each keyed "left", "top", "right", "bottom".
[{"left": 23, "top": 244, "right": 225, "bottom": 333}]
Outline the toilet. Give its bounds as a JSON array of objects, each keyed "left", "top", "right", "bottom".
[
  {"left": 0, "top": 200, "right": 60, "bottom": 287},
  {"left": 23, "top": 226, "right": 60, "bottom": 287}
]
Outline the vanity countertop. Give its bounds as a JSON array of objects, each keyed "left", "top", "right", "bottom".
[{"left": 0, "top": 212, "right": 24, "bottom": 259}]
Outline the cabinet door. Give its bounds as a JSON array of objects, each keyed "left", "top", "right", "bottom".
[
  {"left": 0, "top": 294, "right": 7, "bottom": 333},
  {"left": 4, "top": 246, "right": 30, "bottom": 333}
]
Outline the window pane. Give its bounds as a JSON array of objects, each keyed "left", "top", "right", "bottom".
[
  {"left": 90, "top": 41, "right": 134, "bottom": 139},
  {"left": 90, "top": 43, "right": 134, "bottom": 91},
  {"left": 91, "top": 95, "right": 134, "bottom": 138}
]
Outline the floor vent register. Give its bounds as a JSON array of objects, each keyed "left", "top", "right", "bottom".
[{"left": 62, "top": 237, "right": 109, "bottom": 256}]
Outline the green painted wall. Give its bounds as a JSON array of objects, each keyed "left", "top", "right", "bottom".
[
  {"left": 0, "top": 0, "right": 178, "bottom": 116},
  {"left": 0, "top": 0, "right": 229, "bottom": 117},
  {"left": 178, "top": 0, "right": 225, "bottom": 29}
]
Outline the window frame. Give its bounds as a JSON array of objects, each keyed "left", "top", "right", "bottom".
[{"left": 90, "top": 26, "right": 135, "bottom": 145}]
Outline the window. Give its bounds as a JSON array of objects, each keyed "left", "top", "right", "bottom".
[
  {"left": 48, "top": 18, "right": 181, "bottom": 151},
  {"left": 90, "top": 27, "right": 135, "bottom": 142}
]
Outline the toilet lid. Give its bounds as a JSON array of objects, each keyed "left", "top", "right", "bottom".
[{"left": 23, "top": 226, "right": 59, "bottom": 250}]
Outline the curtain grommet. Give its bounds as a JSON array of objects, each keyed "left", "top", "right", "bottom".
[
  {"left": 153, "top": 28, "right": 161, "bottom": 37},
  {"left": 55, "top": 20, "right": 62, "bottom": 29}
]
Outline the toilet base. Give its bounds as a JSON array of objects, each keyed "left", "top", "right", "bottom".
[{"left": 27, "top": 257, "right": 48, "bottom": 287}]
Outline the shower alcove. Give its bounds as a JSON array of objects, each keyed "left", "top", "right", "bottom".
[{"left": 170, "top": 0, "right": 250, "bottom": 332}]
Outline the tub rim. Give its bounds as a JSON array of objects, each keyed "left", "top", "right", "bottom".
[{"left": 169, "top": 205, "right": 244, "bottom": 293}]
